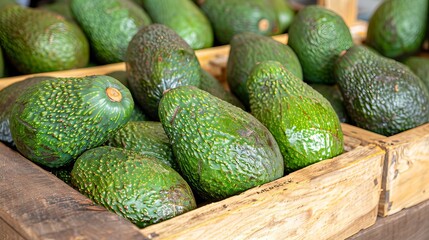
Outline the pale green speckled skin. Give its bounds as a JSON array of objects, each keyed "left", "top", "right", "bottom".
[{"left": 159, "top": 86, "right": 284, "bottom": 201}]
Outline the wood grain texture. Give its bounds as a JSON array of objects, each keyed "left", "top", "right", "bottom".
[
  {"left": 376, "top": 123, "right": 429, "bottom": 216},
  {"left": 139, "top": 144, "right": 384, "bottom": 240},
  {"left": 0, "top": 143, "right": 146, "bottom": 240},
  {"left": 0, "top": 217, "right": 25, "bottom": 240},
  {"left": 348, "top": 198, "right": 429, "bottom": 240},
  {"left": 341, "top": 123, "right": 386, "bottom": 152},
  {"left": 318, "top": 0, "right": 358, "bottom": 26}
]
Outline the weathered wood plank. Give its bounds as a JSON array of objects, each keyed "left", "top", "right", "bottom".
[
  {"left": 0, "top": 217, "right": 25, "bottom": 240},
  {"left": 348, "top": 198, "right": 429, "bottom": 240},
  {"left": 139, "top": 144, "right": 385, "bottom": 240},
  {"left": 0, "top": 143, "right": 146, "bottom": 240}
]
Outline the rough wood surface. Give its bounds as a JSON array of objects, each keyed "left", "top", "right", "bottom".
[
  {"left": 376, "top": 123, "right": 429, "bottom": 216},
  {"left": 348, "top": 198, "right": 429, "bottom": 240},
  {"left": 318, "top": 0, "right": 357, "bottom": 26},
  {"left": 0, "top": 143, "right": 146, "bottom": 240},
  {"left": 0, "top": 217, "right": 25, "bottom": 240},
  {"left": 341, "top": 123, "right": 386, "bottom": 152},
  {"left": 139, "top": 144, "right": 384, "bottom": 240}
]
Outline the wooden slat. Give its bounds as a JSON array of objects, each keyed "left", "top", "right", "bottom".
[
  {"left": 318, "top": 0, "right": 358, "bottom": 26},
  {"left": 0, "top": 217, "right": 25, "bottom": 240},
  {"left": 376, "top": 123, "right": 429, "bottom": 216},
  {"left": 0, "top": 143, "right": 147, "bottom": 240},
  {"left": 139, "top": 144, "right": 384, "bottom": 240},
  {"left": 348, "top": 199, "right": 429, "bottom": 240}
]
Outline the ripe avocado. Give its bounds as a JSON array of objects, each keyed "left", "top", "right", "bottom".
[
  {"left": 105, "top": 121, "right": 178, "bottom": 171},
  {"left": 0, "top": 76, "right": 54, "bottom": 147},
  {"left": 126, "top": 24, "right": 201, "bottom": 120},
  {"left": 227, "top": 32, "right": 302, "bottom": 108},
  {"left": 268, "top": 0, "right": 295, "bottom": 34},
  {"left": 71, "top": 146, "right": 196, "bottom": 228},
  {"left": 309, "top": 83, "right": 350, "bottom": 123},
  {"left": 159, "top": 86, "right": 284, "bottom": 201},
  {"left": 142, "top": 0, "right": 213, "bottom": 49},
  {"left": 403, "top": 56, "right": 429, "bottom": 91},
  {"left": 200, "top": 69, "right": 244, "bottom": 109},
  {"left": 366, "top": 0, "right": 428, "bottom": 59},
  {"left": 0, "top": 4, "right": 89, "bottom": 74},
  {"left": 288, "top": 5, "right": 353, "bottom": 84},
  {"left": 196, "top": 0, "right": 278, "bottom": 44},
  {"left": 247, "top": 61, "right": 344, "bottom": 172},
  {"left": 71, "top": 0, "right": 152, "bottom": 64},
  {"left": 10, "top": 75, "right": 134, "bottom": 168},
  {"left": 39, "top": 0, "right": 76, "bottom": 24},
  {"left": 335, "top": 45, "right": 429, "bottom": 136}
]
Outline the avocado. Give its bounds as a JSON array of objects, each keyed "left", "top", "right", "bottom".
[
  {"left": 0, "top": 4, "right": 89, "bottom": 74},
  {"left": 268, "top": 0, "right": 295, "bottom": 34},
  {"left": 309, "top": 83, "right": 350, "bottom": 123},
  {"left": 105, "top": 121, "right": 177, "bottom": 171},
  {"left": 366, "top": 0, "right": 428, "bottom": 59},
  {"left": 227, "top": 32, "right": 302, "bottom": 108},
  {"left": 71, "top": 0, "right": 152, "bottom": 64},
  {"left": 200, "top": 69, "right": 244, "bottom": 109},
  {"left": 159, "top": 86, "right": 284, "bottom": 201},
  {"left": 142, "top": 0, "right": 213, "bottom": 49},
  {"left": 10, "top": 75, "right": 134, "bottom": 168},
  {"left": 335, "top": 45, "right": 429, "bottom": 136},
  {"left": 0, "top": 76, "right": 54, "bottom": 147},
  {"left": 106, "top": 71, "right": 149, "bottom": 121},
  {"left": 0, "top": 46, "right": 3, "bottom": 77},
  {"left": 403, "top": 56, "right": 429, "bottom": 90},
  {"left": 248, "top": 61, "right": 344, "bottom": 172},
  {"left": 39, "top": 0, "right": 76, "bottom": 24},
  {"left": 196, "top": 0, "right": 278, "bottom": 45},
  {"left": 71, "top": 146, "right": 196, "bottom": 228},
  {"left": 126, "top": 24, "right": 201, "bottom": 120},
  {"left": 288, "top": 5, "right": 353, "bottom": 84}
]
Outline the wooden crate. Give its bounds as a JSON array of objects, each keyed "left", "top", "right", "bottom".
[{"left": 0, "top": 124, "right": 385, "bottom": 240}]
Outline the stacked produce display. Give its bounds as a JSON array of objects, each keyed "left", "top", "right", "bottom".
[{"left": 0, "top": 0, "right": 428, "bottom": 239}]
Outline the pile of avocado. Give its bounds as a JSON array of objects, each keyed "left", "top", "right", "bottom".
[
  {"left": 0, "top": 0, "right": 295, "bottom": 76},
  {"left": 1, "top": 0, "right": 429, "bottom": 231}
]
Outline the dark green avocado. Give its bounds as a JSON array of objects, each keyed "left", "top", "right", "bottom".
[
  {"left": 126, "top": 24, "right": 201, "bottom": 120},
  {"left": 247, "top": 60, "right": 344, "bottom": 172},
  {"left": 309, "top": 83, "right": 349, "bottom": 123},
  {"left": 71, "top": 146, "right": 196, "bottom": 228},
  {"left": 403, "top": 56, "right": 429, "bottom": 91},
  {"left": 10, "top": 75, "right": 134, "bottom": 168},
  {"left": 227, "top": 32, "right": 302, "bottom": 108},
  {"left": 105, "top": 121, "right": 178, "bottom": 171},
  {"left": 335, "top": 45, "right": 429, "bottom": 136},
  {"left": 159, "top": 86, "right": 284, "bottom": 201}
]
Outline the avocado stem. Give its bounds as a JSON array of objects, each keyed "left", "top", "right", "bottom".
[
  {"left": 258, "top": 19, "right": 270, "bottom": 32},
  {"left": 106, "top": 87, "right": 122, "bottom": 102}
]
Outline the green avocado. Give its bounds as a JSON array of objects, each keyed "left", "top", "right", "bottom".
[
  {"left": 227, "top": 32, "right": 302, "bottom": 108},
  {"left": 159, "top": 86, "right": 284, "bottom": 201},
  {"left": 71, "top": 0, "right": 152, "bottom": 64},
  {"left": 268, "top": 0, "right": 295, "bottom": 34},
  {"left": 0, "top": 76, "right": 54, "bottom": 147},
  {"left": 200, "top": 69, "right": 244, "bottom": 109},
  {"left": 366, "top": 0, "right": 428, "bottom": 59},
  {"left": 309, "top": 83, "right": 349, "bottom": 123},
  {"left": 71, "top": 146, "right": 196, "bottom": 228},
  {"left": 247, "top": 61, "right": 344, "bottom": 172},
  {"left": 142, "top": 0, "right": 213, "bottom": 49},
  {"left": 126, "top": 24, "right": 201, "bottom": 120},
  {"left": 403, "top": 56, "right": 429, "bottom": 91},
  {"left": 39, "top": 0, "right": 76, "bottom": 24},
  {"left": 196, "top": 0, "right": 278, "bottom": 45},
  {"left": 10, "top": 75, "right": 134, "bottom": 168},
  {"left": 335, "top": 45, "right": 429, "bottom": 136},
  {"left": 0, "top": 4, "right": 89, "bottom": 74},
  {"left": 288, "top": 5, "right": 353, "bottom": 84},
  {"left": 105, "top": 121, "right": 177, "bottom": 171},
  {"left": 0, "top": 46, "right": 3, "bottom": 78}
]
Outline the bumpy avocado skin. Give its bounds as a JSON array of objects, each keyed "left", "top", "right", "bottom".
[
  {"left": 200, "top": 69, "right": 244, "bottom": 109},
  {"left": 196, "top": 0, "right": 278, "bottom": 45},
  {"left": 126, "top": 24, "right": 201, "bottom": 120},
  {"left": 335, "top": 45, "right": 429, "bottom": 136},
  {"left": 159, "top": 86, "right": 284, "bottom": 201},
  {"left": 403, "top": 56, "right": 429, "bottom": 91},
  {"left": 309, "top": 83, "right": 349, "bottom": 123},
  {"left": 0, "top": 4, "right": 89, "bottom": 74},
  {"left": 0, "top": 76, "right": 54, "bottom": 147},
  {"left": 71, "top": 0, "right": 151, "bottom": 64},
  {"left": 288, "top": 5, "right": 353, "bottom": 84},
  {"left": 105, "top": 121, "right": 177, "bottom": 171},
  {"left": 248, "top": 61, "right": 344, "bottom": 172},
  {"left": 142, "top": 0, "right": 213, "bottom": 49},
  {"left": 227, "top": 32, "right": 302, "bottom": 108},
  {"left": 10, "top": 75, "right": 134, "bottom": 168},
  {"left": 71, "top": 146, "right": 196, "bottom": 228},
  {"left": 366, "top": 0, "right": 428, "bottom": 59}
]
